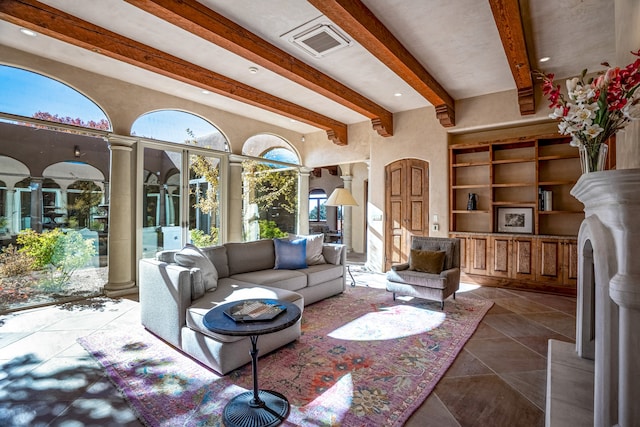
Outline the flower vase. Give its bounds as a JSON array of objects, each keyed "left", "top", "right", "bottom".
[{"left": 579, "top": 144, "right": 608, "bottom": 174}]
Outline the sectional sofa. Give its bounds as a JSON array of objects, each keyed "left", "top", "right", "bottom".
[{"left": 139, "top": 237, "right": 346, "bottom": 374}]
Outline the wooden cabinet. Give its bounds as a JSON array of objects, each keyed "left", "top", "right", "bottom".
[{"left": 454, "top": 232, "right": 576, "bottom": 295}]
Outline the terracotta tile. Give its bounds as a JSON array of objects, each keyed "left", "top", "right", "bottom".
[
  {"left": 468, "top": 323, "right": 506, "bottom": 340},
  {"left": 522, "top": 311, "right": 576, "bottom": 340},
  {"left": 464, "top": 337, "right": 547, "bottom": 373},
  {"left": 483, "top": 313, "right": 559, "bottom": 339},
  {"left": 435, "top": 374, "right": 544, "bottom": 427},
  {"left": 500, "top": 370, "right": 547, "bottom": 410},
  {"left": 405, "top": 392, "right": 460, "bottom": 427},
  {"left": 516, "top": 335, "right": 573, "bottom": 358},
  {"left": 469, "top": 286, "right": 517, "bottom": 300},
  {"left": 520, "top": 293, "right": 577, "bottom": 315},
  {"left": 493, "top": 297, "right": 552, "bottom": 314}
]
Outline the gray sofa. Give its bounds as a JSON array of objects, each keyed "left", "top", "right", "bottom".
[{"left": 139, "top": 238, "right": 346, "bottom": 374}]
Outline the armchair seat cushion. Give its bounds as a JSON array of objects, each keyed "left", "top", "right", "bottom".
[{"left": 386, "top": 269, "right": 447, "bottom": 289}]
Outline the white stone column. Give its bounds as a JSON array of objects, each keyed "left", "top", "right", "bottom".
[
  {"left": 571, "top": 169, "right": 640, "bottom": 427},
  {"left": 5, "top": 189, "right": 15, "bottom": 234},
  {"left": 341, "top": 174, "right": 354, "bottom": 253},
  {"left": 297, "top": 167, "right": 313, "bottom": 235},
  {"left": 103, "top": 136, "right": 136, "bottom": 296},
  {"left": 228, "top": 155, "right": 244, "bottom": 242}
]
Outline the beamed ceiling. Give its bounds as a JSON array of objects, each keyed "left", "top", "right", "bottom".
[{"left": 0, "top": 0, "right": 615, "bottom": 145}]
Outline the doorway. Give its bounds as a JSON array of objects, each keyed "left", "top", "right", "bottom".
[{"left": 384, "top": 159, "right": 429, "bottom": 271}]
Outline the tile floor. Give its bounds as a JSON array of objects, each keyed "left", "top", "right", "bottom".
[{"left": 0, "top": 266, "right": 577, "bottom": 427}]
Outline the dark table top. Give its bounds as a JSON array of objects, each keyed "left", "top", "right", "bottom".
[{"left": 203, "top": 299, "right": 301, "bottom": 337}]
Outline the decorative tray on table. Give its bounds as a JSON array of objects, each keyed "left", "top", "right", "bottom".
[{"left": 223, "top": 299, "right": 287, "bottom": 322}]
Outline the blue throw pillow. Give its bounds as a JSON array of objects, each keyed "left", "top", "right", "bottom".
[{"left": 274, "top": 238, "right": 307, "bottom": 270}]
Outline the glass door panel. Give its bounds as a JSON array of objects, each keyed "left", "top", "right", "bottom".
[{"left": 188, "top": 154, "right": 221, "bottom": 247}]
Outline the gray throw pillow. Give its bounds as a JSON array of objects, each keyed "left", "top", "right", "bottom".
[
  {"left": 175, "top": 243, "right": 218, "bottom": 291},
  {"left": 289, "top": 233, "right": 326, "bottom": 265}
]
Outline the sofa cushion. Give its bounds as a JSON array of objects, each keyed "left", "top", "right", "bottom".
[
  {"left": 175, "top": 244, "right": 218, "bottom": 291},
  {"left": 322, "top": 244, "right": 343, "bottom": 265},
  {"left": 186, "top": 281, "right": 303, "bottom": 343},
  {"left": 289, "top": 233, "right": 326, "bottom": 265},
  {"left": 226, "top": 240, "right": 275, "bottom": 275},
  {"left": 199, "top": 245, "right": 230, "bottom": 278},
  {"left": 230, "top": 269, "right": 307, "bottom": 292},
  {"left": 409, "top": 249, "right": 446, "bottom": 274},
  {"left": 303, "top": 264, "right": 344, "bottom": 287},
  {"left": 274, "top": 238, "right": 307, "bottom": 270}
]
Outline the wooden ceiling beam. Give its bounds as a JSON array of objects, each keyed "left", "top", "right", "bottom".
[
  {"left": 125, "top": 0, "right": 393, "bottom": 138},
  {"left": 0, "top": 0, "right": 348, "bottom": 145},
  {"left": 488, "top": 0, "right": 535, "bottom": 115},
  {"left": 309, "top": 0, "right": 455, "bottom": 127}
]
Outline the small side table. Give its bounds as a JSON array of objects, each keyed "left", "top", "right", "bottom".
[{"left": 203, "top": 299, "right": 301, "bottom": 427}]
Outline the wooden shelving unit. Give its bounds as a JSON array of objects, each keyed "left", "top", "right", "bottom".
[{"left": 447, "top": 134, "right": 609, "bottom": 296}]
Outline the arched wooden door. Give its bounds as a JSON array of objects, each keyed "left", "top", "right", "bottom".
[{"left": 384, "top": 159, "right": 429, "bottom": 271}]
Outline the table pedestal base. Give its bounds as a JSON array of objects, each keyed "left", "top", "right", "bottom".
[{"left": 223, "top": 389, "right": 289, "bottom": 427}]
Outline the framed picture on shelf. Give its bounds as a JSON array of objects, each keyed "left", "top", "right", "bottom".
[{"left": 496, "top": 207, "right": 533, "bottom": 234}]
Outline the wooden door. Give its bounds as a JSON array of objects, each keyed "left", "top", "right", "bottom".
[
  {"left": 512, "top": 237, "right": 536, "bottom": 281},
  {"left": 562, "top": 239, "right": 578, "bottom": 287},
  {"left": 384, "top": 159, "right": 429, "bottom": 270},
  {"left": 536, "top": 238, "right": 562, "bottom": 284}
]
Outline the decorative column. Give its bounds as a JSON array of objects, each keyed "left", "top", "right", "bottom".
[
  {"left": 341, "top": 174, "right": 354, "bottom": 253},
  {"left": 29, "top": 178, "right": 43, "bottom": 233},
  {"left": 571, "top": 169, "right": 640, "bottom": 426},
  {"left": 228, "top": 155, "right": 244, "bottom": 242},
  {"left": 5, "top": 189, "right": 15, "bottom": 234},
  {"left": 297, "top": 167, "right": 313, "bottom": 235},
  {"left": 103, "top": 136, "right": 136, "bottom": 296}
]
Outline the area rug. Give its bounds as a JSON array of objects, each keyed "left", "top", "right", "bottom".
[{"left": 78, "top": 286, "right": 492, "bottom": 426}]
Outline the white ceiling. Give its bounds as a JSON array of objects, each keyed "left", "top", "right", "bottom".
[{"left": 0, "top": 0, "right": 616, "bottom": 136}]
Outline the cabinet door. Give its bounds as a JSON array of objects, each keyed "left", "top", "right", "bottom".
[
  {"left": 536, "top": 239, "right": 562, "bottom": 284},
  {"left": 490, "top": 236, "right": 511, "bottom": 278},
  {"left": 513, "top": 237, "right": 536, "bottom": 281},
  {"left": 562, "top": 239, "right": 578, "bottom": 287},
  {"left": 468, "top": 235, "right": 490, "bottom": 275},
  {"left": 450, "top": 234, "right": 469, "bottom": 273}
]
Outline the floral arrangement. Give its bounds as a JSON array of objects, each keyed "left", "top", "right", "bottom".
[{"left": 536, "top": 49, "right": 640, "bottom": 171}]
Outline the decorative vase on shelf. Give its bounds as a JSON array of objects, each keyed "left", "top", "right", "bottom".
[
  {"left": 579, "top": 143, "right": 608, "bottom": 174},
  {"left": 466, "top": 193, "right": 477, "bottom": 211}
]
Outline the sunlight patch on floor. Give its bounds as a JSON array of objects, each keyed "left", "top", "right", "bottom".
[{"left": 328, "top": 305, "right": 446, "bottom": 341}]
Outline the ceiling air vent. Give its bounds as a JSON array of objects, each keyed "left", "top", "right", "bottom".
[{"left": 283, "top": 18, "right": 352, "bottom": 58}]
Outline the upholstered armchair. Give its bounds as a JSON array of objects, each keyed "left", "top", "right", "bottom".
[{"left": 386, "top": 236, "right": 461, "bottom": 309}]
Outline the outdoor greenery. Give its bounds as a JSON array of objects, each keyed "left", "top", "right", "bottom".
[
  {"left": 258, "top": 220, "right": 288, "bottom": 239},
  {"left": 190, "top": 228, "right": 218, "bottom": 247}
]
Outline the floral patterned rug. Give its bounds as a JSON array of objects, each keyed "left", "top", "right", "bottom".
[{"left": 79, "top": 286, "right": 492, "bottom": 426}]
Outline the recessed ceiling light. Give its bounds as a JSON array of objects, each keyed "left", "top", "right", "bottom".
[
  {"left": 249, "top": 66, "right": 259, "bottom": 74},
  {"left": 201, "top": 90, "right": 210, "bottom": 94},
  {"left": 539, "top": 56, "right": 551, "bottom": 63},
  {"left": 19, "top": 28, "right": 37, "bottom": 37},
  {"left": 394, "top": 92, "right": 402, "bottom": 97}
]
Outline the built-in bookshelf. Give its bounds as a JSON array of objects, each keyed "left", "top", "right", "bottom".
[{"left": 450, "top": 135, "right": 584, "bottom": 236}]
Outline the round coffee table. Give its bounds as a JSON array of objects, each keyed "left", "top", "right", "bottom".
[{"left": 203, "top": 299, "right": 301, "bottom": 427}]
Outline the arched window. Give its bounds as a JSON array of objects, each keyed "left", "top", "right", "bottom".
[
  {"left": 241, "top": 134, "right": 299, "bottom": 241},
  {"left": 131, "top": 110, "right": 228, "bottom": 151},
  {"left": 0, "top": 65, "right": 111, "bottom": 130}
]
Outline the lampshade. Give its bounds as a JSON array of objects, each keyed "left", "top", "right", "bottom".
[{"left": 325, "top": 188, "right": 358, "bottom": 207}]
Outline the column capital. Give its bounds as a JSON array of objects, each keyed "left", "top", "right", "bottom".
[
  {"left": 340, "top": 174, "right": 353, "bottom": 182},
  {"left": 299, "top": 166, "right": 314, "bottom": 175},
  {"left": 106, "top": 135, "right": 137, "bottom": 148},
  {"left": 229, "top": 154, "right": 245, "bottom": 164}
]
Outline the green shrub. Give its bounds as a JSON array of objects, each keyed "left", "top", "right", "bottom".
[
  {"left": 189, "top": 228, "right": 219, "bottom": 247},
  {"left": 17, "top": 229, "right": 62, "bottom": 269},
  {"left": 258, "top": 220, "right": 287, "bottom": 239}
]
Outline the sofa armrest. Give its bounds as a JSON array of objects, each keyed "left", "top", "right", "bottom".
[
  {"left": 391, "top": 263, "right": 410, "bottom": 271},
  {"left": 139, "top": 258, "right": 192, "bottom": 347}
]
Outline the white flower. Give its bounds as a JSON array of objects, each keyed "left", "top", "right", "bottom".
[
  {"left": 570, "top": 85, "right": 596, "bottom": 104},
  {"left": 566, "top": 77, "right": 580, "bottom": 94},
  {"left": 584, "top": 123, "right": 604, "bottom": 138},
  {"left": 549, "top": 106, "right": 565, "bottom": 119},
  {"left": 569, "top": 104, "right": 598, "bottom": 124},
  {"left": 569, "top": 137, "right": 583, "bottom": 147}
]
